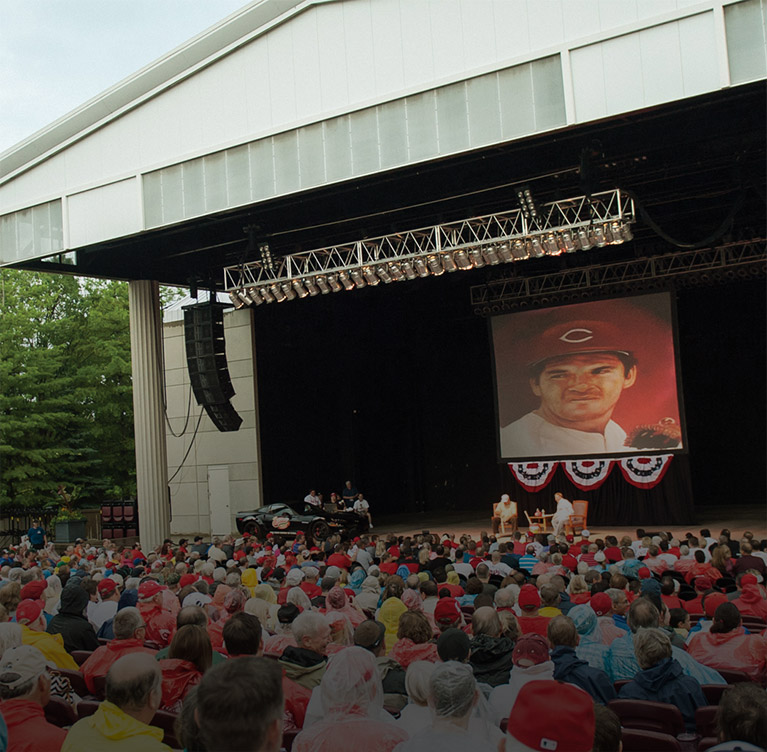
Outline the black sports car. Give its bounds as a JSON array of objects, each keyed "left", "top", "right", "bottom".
[{"left": 235, "top": 501, "right": 368, "bottom": 541}]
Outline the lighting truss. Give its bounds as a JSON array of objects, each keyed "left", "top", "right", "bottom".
[
  {"left": 469, "top": 238, "right": 767, "bottom": 313},
  {"left": 224, "top": 189, "right": 635, "bottom": 305}
]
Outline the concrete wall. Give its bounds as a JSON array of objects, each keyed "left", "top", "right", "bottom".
[{"left": 163, "top": 306, "right": 262, "bottom": 536}]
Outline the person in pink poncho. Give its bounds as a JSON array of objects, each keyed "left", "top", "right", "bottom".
[
  {"left": 390, "top": 611, "right": 439, "bottom": 668},
  {"left": 325, "top": 586, "right": 366, "bottom": 628}
]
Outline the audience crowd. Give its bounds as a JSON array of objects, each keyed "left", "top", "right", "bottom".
[{"left": 0, "top": 523, "right": 766, "bottom": 751}]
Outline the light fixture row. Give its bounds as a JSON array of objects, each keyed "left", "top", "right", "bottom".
[{"left": 228, "top": 220, "right": 633, "bottom": 308}]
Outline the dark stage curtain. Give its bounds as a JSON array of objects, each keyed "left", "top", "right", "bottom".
[{"left": 502, "top": 455, "right": 694, "bottom": 528}]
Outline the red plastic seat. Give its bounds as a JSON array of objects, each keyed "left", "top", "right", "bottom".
[
  {"left": 717, "top": 669, "right": 751, "bottom": 684},
  {"left": 282, "top": 729, "right": 300, "bottom": 751},
  {"left": 123, "top": 504, "right": 135, "bottom": 523},
  {"left": 93, "top": 675, "right": 107, "bottom": 700},
  {"left": 71, "top": 650, "right": 93, "bottom": 667},
  {"left": 150, "top": 709, "right": 179, "bottom": 749},
  {"left": 45, "top": 696, "right": 78, "bottom": 728},
  {"left": 695, "top": 705, "right": 718, "bottom": 739},
  {"left": 621, "top": 728, "right": 681, "bottom": 752},
  {"left": 76, "top": 700, "right": 100, "bottom": 719},
  {"left": 101, "top": 505, "right": 112, "bottom": 523},
  {"left": 608, "top": 699, "right": 684, "bottom": 736},
  {"left": 698, "top": 736, "right": 718, "bottom": 751},
  {"left": 102, "top": 528, "right": 112, "bottom": 540},
  {"left": 614, "top": 679, "right": 630, "bottom": 694},
  {"left": 111, "top": 505, "right": 124, "bottom": 523},
  {"left": 701, "top": 684, "right": 726, "bottom": 705}
]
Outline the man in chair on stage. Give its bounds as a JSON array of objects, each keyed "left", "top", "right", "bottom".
[{"left": 500, "top": 320, "right": 637, "bottom": 458}]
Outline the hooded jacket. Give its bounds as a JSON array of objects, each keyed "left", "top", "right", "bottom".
[
  {"left": 469, "top": 634, "right": 516, "bottom": 687},
  {"left": 81, "top": 638, "right": 155, "bottom": 693},
  {"left": 20, "top": 625, "right": 78, "bottom": 670},
  {"left": 687, "top": 628, "right": 767, "bottom": 683},
  {"left": 62, "top": 701, "right": 171, "bottom": 752},
  {"left": 732, "top": 586, "right": 767, "bottom": 620},
  {"left": 278, "top": 646, "right": 327, "bottom": 689},
  {"left": 46, "top": 585, "right": 99, "bottom": 653},
  {"left": 0, "top": 698, "right": 67, "bottom": 752},
  {"left": 550, "top": 645, "right": 616, "bottom": 704},
  {"left": 376, "top": 656, "right": 408, "bottom": 711},
  {"left": 618, "top": 657, "right": 707, "bottom": 731},
  {"left": 158, "top": 658, "right": 202, "bottom": 710},
  {"left": 389, "top": 638, "right": 439, "bottom": 669}
]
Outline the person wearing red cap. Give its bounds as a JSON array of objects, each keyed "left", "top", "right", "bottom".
[
  {"left": 682, "top": 576, "right": 715, "bottom": 615},
  {"left": 516, "top": 585, "right": 551, "bottom": 638},
  {"left": 500, "top": 319, "right": 641, "bottom": 458},
  {"left": 137, "top": 580, "right": 176, "bottom": 648},
  {"left": 503, "top": 680, "right": 595, "bottom": 752},
  {"left": 18, "top": 579, "right": 46, "bottom": 604},
  {"left": 433, "top": 597, "right": 466, "bottom": 635},
  {"left": 88, "top": 578, "right": 121, "bottom": 631},
  {"left": 16, "top": 599, "right": 78, "bottom": 670}
]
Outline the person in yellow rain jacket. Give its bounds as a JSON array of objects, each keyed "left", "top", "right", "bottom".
[
  {"left": 16, "top": 599, "right": 78, "bottom": 670},
  {"left": 63, "top": 653, "right": 171, "bottom": 752}
]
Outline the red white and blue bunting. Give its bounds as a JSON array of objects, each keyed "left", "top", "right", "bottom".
[
  {"left": 509, "top": 455, "right": 673, "bottom": 491},
  {"left": 617, "top": 454, "right": 674, "bottom": 489},
  {"left": 561, "top": 459, "right": 613, "bottom": 491},
  {"left": 508, "top": 461, "right": 559, "bottom": 492}
]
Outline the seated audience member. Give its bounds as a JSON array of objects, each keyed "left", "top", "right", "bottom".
[
  {"left": 469, "top": 607, "right": 515, "bottom": 687},
  {"left": 46, "top": 584, "right": 99, "bottom": 653},
  {"left": 396, "top": 660, "right": 439, "bottom": 737},
  {"left": 732, "top": 573, "right": 767, "bottom": 620},
  {"left": 687, "top": 602, "right": 767, "bottom": 683},
  {"left": 618, "top": 627, "right": 706, "bottom": 732},
  {"left": 686, "top": 592, "right": 729, "bottom": 643},
  {"left": 604, "top": 587, "right": 630, "bottom": 632},
  {"left": 63, "top": 653, "right": 170, "bottom": 751},
  {"left": 591, "top": 591, "right": 625, "bottom": 643},
  {"left": 0, "top": 645, "right": 67, "bottom": 752},
  {"left": 353, "top": 620, "right": 408, "bottom": 711},
  {"left": 734, "top": 541, "right": 767, "bottom": 578},
  {"left": 502, "top": 680, "right": 595, "bottom": 752},
  {"left": 293, "top": 647, "right": 408, "bottom": 752},
  {"left": 436, "top": 628, "right": 471, "bottom": 663},
  {"left": 708, "top": 683, "right": 767, "bottom": 752},
  {"left": 489, "top": 633, "right": 554, "bottom": 720},
  {"left": 592, "top": 703, "right": 622, "bottom": 752},
  {"left": 16, "top": 599, "right": 78, "bottom": 669},
  {"left": 390, "top": 610, "right": 438, "bottom": 667},
  {"left": 432, "top": 597, "right": 465, "bottom": 634},
  {"left": 516, "top": 584, "right": 552, "bottom": 637},
  {"left": 89, "top": 578, "right": 121, "bottom": 630},
  {"left": 606, "top": 598, "right": 725, "bottom": 684},
  {"left": 660, "top": 576, "right": 684, "bottom": 610},
  {"left": 568, "top": 604, "right": 610, "bottom": 673},
  {"left": 136, "top": 580, "right": 176, "bottom": 648},
  {"left": 155, "top": 605, "right": 224, "bottom": 664},
  {"left": 547, "top": 615, "right": 615, "bottom": 705},
  {"left": 683, "top": 576, "right": 715, "bottom": 614},
  {"left": 279, "top": 611, "right": 329, "bottom": 690},
  {"left": 395, "top": 661, "right": 502, "bottom": 751},
  {"left": 222, "top": 612, "right": 262, "bottom": 657},
  {"left": 669, "top": 607, "right": 691, "bottom": 641},
  {"left": 196, "top": 657, "right": 283, "bottom": 752},
  {"left": 81, "top": 607, "right": 155, "bottom": 693},
  {"left": 158, "top": 624, "right": 211, "bottom": 711}
]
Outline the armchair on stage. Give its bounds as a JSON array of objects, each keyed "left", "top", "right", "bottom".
[
  {"left": 492, "top": 500, "right": 517, "bottom": 536},
  {"left": 565, "top": 500, "right": 589, "bottom": 536}
]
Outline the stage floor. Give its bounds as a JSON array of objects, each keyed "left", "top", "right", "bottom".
[{"left": 374, "top": 504, "right": 767, "bottom": 542}]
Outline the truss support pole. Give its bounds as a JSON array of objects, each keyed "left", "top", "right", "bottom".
[{"left": 129, "top": 280, "right": 170, "bottom": 551}]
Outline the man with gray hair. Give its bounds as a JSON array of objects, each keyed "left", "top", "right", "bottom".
[
  {"left": 278, "top": 611, "right": 329, "bottom": 689},
  {"left": 63, "top": 653, "right": 170, "bottom": 751},
  {"left": 0, "top": 645, "right": 66, "bottom": 751},
  {"left": 394, "top": 661, "right": 502, "bottom": 750},
  {"left": 617, "top": 627, "right": 706, "bottom": 731}
]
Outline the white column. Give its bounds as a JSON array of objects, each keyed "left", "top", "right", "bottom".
[{"left": 129, "top": 280, "right": 169, "bottom": 550}]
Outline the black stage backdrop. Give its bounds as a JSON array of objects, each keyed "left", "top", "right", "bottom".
[{"left": 252, "top": 275, "right": 765, "bottom": 525}]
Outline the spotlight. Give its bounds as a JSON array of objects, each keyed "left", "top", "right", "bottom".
[
  {"left": 281, "top": 282, "right": 297, "bottom": 301},
  {"left": 427, "top": 255, "right": 444, "bottom": 275},
  {"left": 228, "top": 291, "right": 245, "bottom": 309},
  {"left": 350, "top": 269, "right": 367, "bottom": 288},
  {"left": 516, "top": 185, "right": 539, "bottom": 221},
  {"left": 376, "top": 264, "right": 393, "bottom": 284},
  {"left": 577, "top": 228, "right": 593, "bottom": 250},
  {"left": 482, "top": 245, "right": 501, "bottom": 265},
  {"left": 609, "top": 221, "right": 624, "bottom": 244},
  {"left": 497, "top": 242, "right": 514, "bottom": 263},
  {"left": 620, "top": 223, "right": 633, "bottom": 242},
  {"left": 544, "top": 234, "right": 560, "bottom": 255},
  {"left": 363, "top": 267, "right": 379, "bottom": 286},
  {"left": 338, "top": 271, "right": 355, "bottom": 291},
  {"left": 316, "top": 275, "right": 331, "bottom": 295},
  {"left": 560, "top": 231, "right": 578, "bottom": 253},
  {"left": 303, "top": 278, "right": 320, "bottom": 296},
  {"left": 328, "top": 274, "right": 343, "bottom": 293},
  {"left": 270, "top": 283, "right": 287, "bottom": 302},
  {"left": 245, "top": 286, "right": 263, "bottom": 305},
  {"left": 530, "top": 236, "right": 545, "bottom": 258},
  {"left": 469, "top": 248, "right": 486, "bottom": 268},
  {"left": 454, "top": 250, "right": 472, "bottom": 270},
  {"left": 592, "top": 226, "right": 607, "bottom": 247},
  {"left": 401, "top": 260, "right": 417, "bottom": 280},
  {"left": 292, "top": 280, "right": 309, "bottom": 298},
  {"left": 511, "top": 239, "right": 529, "bottom": 260},
  {"left": 414, "top": 258, "right": 430, "bottom": 277},
  {"left": 259, "top": 242, "right": 275, "bottom": 274},
  {"left": 259, "top": 286, "right": 275, "bottom": 304},
  {"left": 443, "top": 253, "right": 459, "bottom": 272},
  {"left": 388, "top": 262, "right": 405, "bottom": 282}
]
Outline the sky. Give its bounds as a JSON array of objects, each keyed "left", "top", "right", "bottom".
[{"left": 0, "top": 0, "right": 249, "bottom": 153}]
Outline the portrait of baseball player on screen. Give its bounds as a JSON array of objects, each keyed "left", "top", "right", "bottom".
[{"left": 493, "top": 293, "right": 685, "bottom": 460}]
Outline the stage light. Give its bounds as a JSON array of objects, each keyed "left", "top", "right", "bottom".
[
  {"left": 401, "top": 260, "right": 417, "bottom": 280},
  {"left": 544, "top": 234, "right": 560, "bottom": 255},
  {"left": 303, "top": 278, "right": 320, "bottom": 296},
  {"left": 362, "top": 267, "right": 379, "bottom": 285},
  {"left": 443, "top": 253, "right": 459, "bottom": 272},
  {"left": 376, "top": 264, "right": 393, "bottom": 283},
  {"left": 497, "top": 242, "right": 514, "bottom": 263},
  {"left": 245, "top": 286, "right": 263, "bottom": 305},
  {"left": 259, "top": 242, "right": 275, "bottom": 274},
  {"left": 453, "top": 250, "right": 470, "bottom": 270},
  {"left": 229, "top": 291, "right": 245, "bottom": 309},
  {"left": 511, "top": 239, "right": 529, "bottom": 260},
  {"left": 592, "top": 225, "right": 607, "bottom": 247},
  {"left": 338, "top": 271, "right": 355, "bottom": 291},
  {"left": 350, "top": 269, "right": 367, "bottom": 288},
  {"left": 328, "top": 274, "right": 343, "bottom": 293},
  {"left": 388, "top": 262, "right": 405, "bottom": 282},
  {"left": 270, "top": 283, "right": 287, "bottom": 303},
  {"left": 516, "top": 185, "right": 539, "bottom": 221},
  {"left": 291, "top": 280, "right": 309, "bottom": 298},
  {"left": 414, "top": 258, "right": 430, "bottom": 277},
  {"left": 260, "top": 286, "right": 275, "bottom": 303},
  {"left": 427, "top": 255, "right": 444, "bottom": 275},
  {"left": 281, "top": 282, "right": 297, "bottom": 301},
  {"left": 470, "top": 248, "right": 486, "bottom": 268},
  {"left": 530, "top": 236, "right": 545, "bottom": 258},
  {"left": 577, "top": 228, "right": 593, "bottom": 250},
  {"left": 316, "top": 275, "right": 331, "bottom": 294},
  {"left": 560, "top": 231, "right": 578, "bottom": 253},
  {"left": 609, "top": 221, "right": 624, "bottom": 245},
  {"left": 482, "top": 245, "right": 501, "bottom": 265},
  {"left": 620, "top": 223, "right": 633, "bottom": 242}
]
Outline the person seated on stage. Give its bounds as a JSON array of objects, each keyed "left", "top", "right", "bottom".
[
  {"left": 551, "top": 492, "right": 575, "bottom": 537},
  {"left": 618, "top": 627, "right": 706, "bottom": 732},
  {"left": 353, "top": 493, "right": 373, "bottom": 529},
  {"left": 491, "top": 495, "right": 517, "bottom": 535}
]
